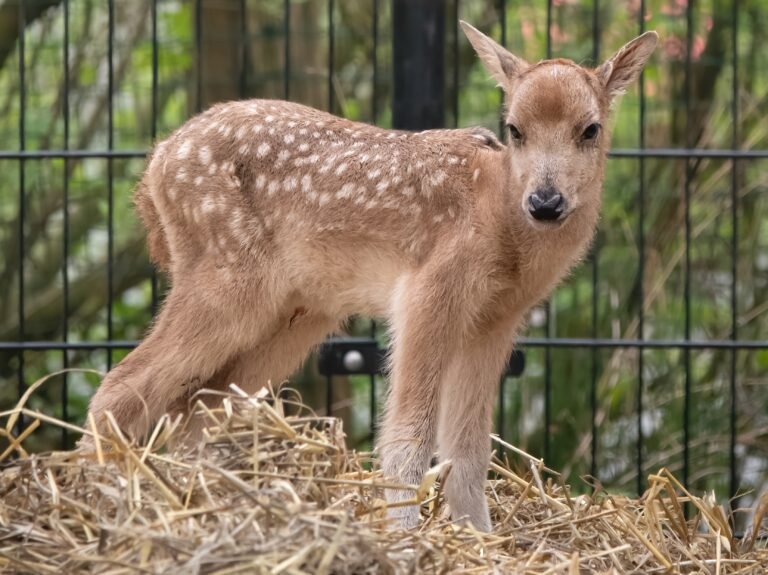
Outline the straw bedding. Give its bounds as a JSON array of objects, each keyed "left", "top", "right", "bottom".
[{"left": 0, "top": 379, "right": 765, "bottom": 574}]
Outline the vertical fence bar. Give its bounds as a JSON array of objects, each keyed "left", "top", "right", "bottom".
[
  {"left": 284, "top": 0, "right": 290, "bottom": 100},
  {"left": 372, "top": 0, "right": 379, "bottom": 123},
  {"left": 107, "top": 0, "right": 115, "bottom": 369},
  {"left": 636, "top": 0, "right": 647, "bottom": 496},
  {"left": 496, "top": 0, "right": 507, "bottom": 439},
  {"left": 369, "top": 0, "right": 379, "bottom": 438},
  {"left": 589, "top": 0, "right": 600, "bottom": 481},
  {"left": 392, "top": 0, "right": 445, "bottom": 130},
  {"left": 17, "top": 0, "right": 27, "bottom": 433},
  {"left": 150, "top": 0, "right": 159, "bottom": 315},
  {"left": 62, "top": 0, "right": 71, "bottom": 447},
  {"left": 326, "top": 0, "right": 334, "bottom": 414},
  {"left": 497, "top": 1, "right": 506, "bottom": 135},
  {"left": 543, "top": 0, "right": 553, "bottom": 465},
  {"left": 729, "top": 0, "right": 740, "bottom": 503},
  {"left": 452, "top": 0, "right": 459, "bottom": 127},
  {"left": 369, "top": 319, "right": 377, "bottom": 440},
  {"left": 195, "top": 0, "right": 202, "bottom": 111},
  {"left": 239, "top": 0, "right": 247, "bottom": 98},
  {"left": 328, "top": 0, "right": 334, "bottom": 113},
  {"left": 682, "top": 0, "right": 694, "bottom": 493}
]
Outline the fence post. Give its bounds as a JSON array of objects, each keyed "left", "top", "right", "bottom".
[{"left": 392, "top": 0, "right": 444, "bottom": 130}]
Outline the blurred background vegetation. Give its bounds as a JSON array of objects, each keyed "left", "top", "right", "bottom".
[{"left": 0, "top": 0, "right": 766, "bottom": 525}]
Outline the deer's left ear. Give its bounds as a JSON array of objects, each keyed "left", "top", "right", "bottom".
[{"left": 596, "top": 31, "right": 658, "bottom": 100}]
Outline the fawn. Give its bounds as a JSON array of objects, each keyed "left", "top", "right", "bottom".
[{"left": 80, "top": 21, "right": 657, "bottom": 532}]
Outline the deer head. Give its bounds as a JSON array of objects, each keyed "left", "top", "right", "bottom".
[{"left": 461, "top": 22, "right": 658, "bottom": 229}]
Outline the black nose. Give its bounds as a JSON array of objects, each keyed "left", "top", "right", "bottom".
[{"left": 528, "top": 188, "right": 565, "bottom": 221}]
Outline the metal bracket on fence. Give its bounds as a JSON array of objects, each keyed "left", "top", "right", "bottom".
[{"left": 317, "top": 337, "right": 525, "bottom": 378}]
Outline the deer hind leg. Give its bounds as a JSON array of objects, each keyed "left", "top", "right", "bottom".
[
  {"left": 79, "top": 273, "right": 282, "bottom": 448},
  {"left": 167, "top": 311, "right": 339, "bottom": 443},
  {"left": 436, "top": 329, "right": 515, "bottom": 532}
]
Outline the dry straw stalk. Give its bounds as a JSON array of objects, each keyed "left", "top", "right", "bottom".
[{"left": 0, "top": 374, "right": 765, "bottom": 574}]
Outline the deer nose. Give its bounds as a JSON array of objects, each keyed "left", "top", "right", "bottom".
[{"left": 528, "top": 188, "right": 565, "bottom": 222}]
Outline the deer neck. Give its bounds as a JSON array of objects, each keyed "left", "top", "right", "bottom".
[{"left": 471, "top": 150, "right": 601, "bottom": 285}]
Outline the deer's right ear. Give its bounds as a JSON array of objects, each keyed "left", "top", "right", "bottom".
[{"left": 460, "top": 21, "right": 528, "bottom": 89}]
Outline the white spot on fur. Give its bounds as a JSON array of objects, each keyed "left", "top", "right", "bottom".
[
  {"left": 176, "top": 169, "right": 188, "bottom": 183},
  {"left": 472, "top": 168, "right": 481, "bottom": 182},
  {"left": 301, "top": 174, "right": 313, "bottom": 194},
  {"left": 194, "top": 176, "right": 204, "bottom": 186},
  {"left": 277, "top": 150, "right": 291, "bottom": 162},
  {"left": 199, "top": 146, "right": 211, "bottom": 165},
  {"left": 257, "top": 143, "right": 271, "bottom": 158},
  {"left": 208, "top": 163, "right": 218, "bottom": 175},
  {"left": 431, "top": 171, "right": 446, "bottom": 186},
  {"left": 298, "top": 143, "right": 310, "bottom": 152},
  {"left": 239, "top": 144, "right": 250, "bottom": 155},
  {"left": 375, "top": 180, "right": 389, "bottom": 195},
  {"left": 319, "top": 155, "right": 337, "bottom": 175},
  {"left": 267, "top": 180, "right": 280, "bottom": 196},
  {"left": 367, "top": 168, "right": 381, "bottom": 180},
  {"left": 307, "top": 154, "right": 320, "bottom": 164},
  {"left": 284, "top": 176, "right": 298, "bottom": 191},
  {"left": 335, "top": 163, "right": 348, "bottom": 176},
  {"left": 401, "top": 186, "right": 414, "bottom": 198},
  {"left": 235, "top": 126, "right": 247, "bottom": 140},
  {"left": 252, "top": 124, "right": 263, "bottom": 134},
  {"left": 255, "top": 174, "right": 266, "bottom": 189},
  {"left": 299, "top": 128, "right": 308, "bottom": 136},
  {"left": 265, "top": 115, "right": 275, "bottom": 123},
  {"left": 318, "top": 193, "right": 330, "bottom": 206},
  {"left": 335, "top": 183, "right": 355, "bottom": 200},
  {"left": 433, "top": 214, "right": 444, "bottom": 223},
  {"left": 177, "top": 140, "right": 192, "bottom": 159},
  {"left": 284, "top": 134, "right": 295, "bottom": 145}
]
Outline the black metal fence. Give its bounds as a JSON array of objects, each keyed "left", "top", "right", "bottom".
[{"left": 1, "top": 0, "right": 766, "bottom": 515}]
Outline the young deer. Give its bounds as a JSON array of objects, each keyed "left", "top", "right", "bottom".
[{"left": 80, "top": 22, "right": 657, "bottom": 532}]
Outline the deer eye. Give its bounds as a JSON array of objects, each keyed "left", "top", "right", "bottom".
[
  {"left": 508, "top": 124, "right": 523, "bottom": 142},
  {"left": 582, "top": 123, "right": 600, "bottom": 141}
]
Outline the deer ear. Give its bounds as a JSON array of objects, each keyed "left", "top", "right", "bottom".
[
  {"left": 596, "top": 31, "right": 658, "bottom": 100},
  {"left": 460, "top": 20, "right": 528, "bottom": 89}
]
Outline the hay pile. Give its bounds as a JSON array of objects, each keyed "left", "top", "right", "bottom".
[{"left": 0, "top": 381, "right": 765, "bottom": 574}]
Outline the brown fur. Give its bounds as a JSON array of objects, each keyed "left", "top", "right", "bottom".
[{"left": 80, "top": 22, "right": 657, "bottom": 532}]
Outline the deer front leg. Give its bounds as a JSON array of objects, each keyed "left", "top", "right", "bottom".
[
  {"left": 378, "top": 275, "right": 461, "bottom": 530},
  {"left": 437, "top": 328, "right": 516, "bottom": 532}
]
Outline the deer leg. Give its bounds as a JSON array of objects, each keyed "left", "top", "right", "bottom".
[
  {"left": 378, "top": 273, "right": 464, "bottom": 530},
  {"left": 79, "top": 278, "right": 281, "bottom": 447},
  {"left": 436, "top": 329, "right": 516, "bottom": 532},
  {"left": 167, "top": 312, "right": 338, "bottom": 442}
]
